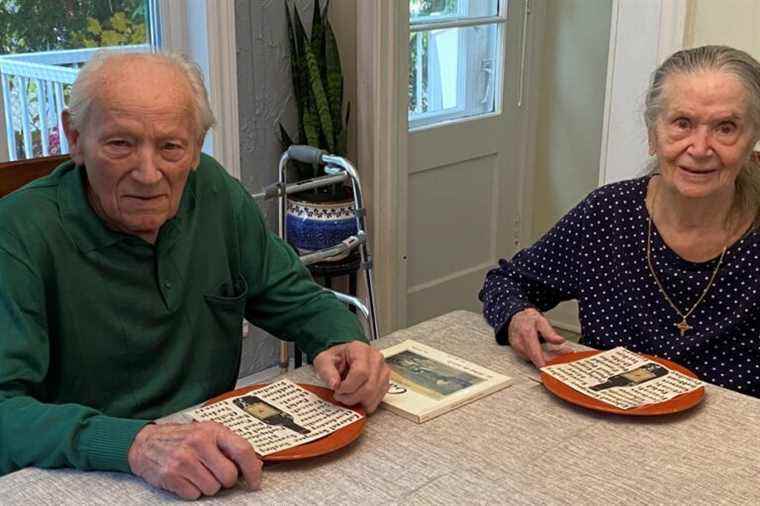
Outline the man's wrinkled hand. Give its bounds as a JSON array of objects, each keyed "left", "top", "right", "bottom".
[
  {"left": 508, "top": 308, "right": 573, "bottom": 368},
  {"left": 313, "top": 341, "right": 390, "bottom": 413},
  {"left": 127, "top": 421, "right": 262, "bottom": 500}
]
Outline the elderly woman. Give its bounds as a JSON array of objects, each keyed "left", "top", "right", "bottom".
[{"left": 480, "top": 45, "right": 760, "bottom": 397}]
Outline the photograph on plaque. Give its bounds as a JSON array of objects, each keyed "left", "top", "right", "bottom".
[
  {"left": 380, "top": 340, "right": 512, "bottom": 423},
  {"left": 387, "top": 350, "right": 484, "bottom": 400}
]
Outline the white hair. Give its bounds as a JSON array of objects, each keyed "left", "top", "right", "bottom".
[{"left": 66, "top": 51, "right": 216, "bottom": 140}]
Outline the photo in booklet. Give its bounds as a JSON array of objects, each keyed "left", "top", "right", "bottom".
[{"left": 380, "top": 340, "right": 512, "bottom": 423}]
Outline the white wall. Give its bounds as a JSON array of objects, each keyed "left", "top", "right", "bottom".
[
  {"left": 532, "top": 0, "right": 612, "bottom": 240},
  {"left": 686, "top": 0, "right": 760, "bottom": 56}
]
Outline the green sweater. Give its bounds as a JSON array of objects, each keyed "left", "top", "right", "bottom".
[{"left": 0, "top": 154, "right": 365, "bottom": 474}]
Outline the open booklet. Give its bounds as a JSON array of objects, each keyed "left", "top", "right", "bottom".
[
  {"left": 380, "top": 340, "right": 512, "bottom": 423},
  {"left": 540, "top": 347, "right": 705, "bottom": 410},
  {"left": 187, "top": 379, "right": 364, "bottom": 456}
]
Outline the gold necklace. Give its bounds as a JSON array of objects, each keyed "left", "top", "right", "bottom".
[{"left": 646, "top": 217, "right": 726, "bottom": 336}]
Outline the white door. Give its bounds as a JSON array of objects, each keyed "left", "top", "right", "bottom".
[{"left": 403, "top": 0, "right": 542, "bottom": 325}]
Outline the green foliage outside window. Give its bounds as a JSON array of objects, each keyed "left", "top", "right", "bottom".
[
  {"left": 0, "top": 0, "right": 148, "bottom": 55},
  {"left": 73, "top": 11, "right": 147, "bottom": 48},
  {"left": 0, "top": 0, "right": 149, "bottom": 158}
]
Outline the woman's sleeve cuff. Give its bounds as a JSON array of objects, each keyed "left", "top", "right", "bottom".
[{"left": 494, "top": 303, "right": 536, "bottom": 345}]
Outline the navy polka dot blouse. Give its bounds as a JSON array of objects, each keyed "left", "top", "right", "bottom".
[{"left": 480, "top": 176, "right": 760, "bottom": 397}]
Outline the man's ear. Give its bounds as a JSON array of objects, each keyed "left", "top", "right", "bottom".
[
  {"left": 191, "top": 135, "right": 204, "bottom": 170},
  {"left": 61, "top": 111, "right": 84, "bottom": 165}
]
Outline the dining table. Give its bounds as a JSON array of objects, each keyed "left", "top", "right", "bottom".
[{"left": 1, "top": 309, "right": 759, "bottom": 505}]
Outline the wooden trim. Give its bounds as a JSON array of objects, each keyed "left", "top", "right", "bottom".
[
  {"left": 206, "top": 0, "right": 240, "bottom": 179},
  {"left": 0, "top": 154, "right": 68, "bottom": 197},
  {"left": 357, "top": 1, "right": 408, "bottom": 335}
]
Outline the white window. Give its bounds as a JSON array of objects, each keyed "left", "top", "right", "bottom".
[
  {"left": 0, "top": 0, "right": 239, "bottom": 177},
  {"left": 409, "top": 0, "right": 506, "bottom": 130},
  {"left": 0, "top": 1, "right": 160, "bottom": 161}
]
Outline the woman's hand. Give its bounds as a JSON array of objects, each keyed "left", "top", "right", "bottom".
[{"left": 508, "top": 308, "right": 574, "bottom": 367}]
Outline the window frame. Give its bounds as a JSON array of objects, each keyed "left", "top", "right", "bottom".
[
  {"left": 0, "top": 2, "right": 161, "bottom": 163},
  {"left": 408, "top": 1, "right": 507, "bottom": 130},
  {"left": 0, "top": 0, "right": 240, "bottom": 176}
]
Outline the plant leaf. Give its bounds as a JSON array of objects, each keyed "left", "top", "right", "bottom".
[
  {"left": 302, "top": 98, "right": 321, "bottom": 149},
  {"left": 280, "top": 125, "right": 312, "bottom": 181},
  {"left": 304, "top": 97, "right": 321, "bottom": 179},
  {"left": 321, "top": 0, "right": 330, "bottom": 22},
  {"left": 337, "top": 123, "right": 347, "bottom": 156},
  {"left": 336, "top": 101, "right": 350, "bottom": 156},
  {"left": 292, "top": 3, "right": 310, "bottom": 143},
  {"left": 278, "top": 122, "right": 294, "bottom": 152},
  {"left": 305, "top": 43, "right": 335, "bottom": 152},
  {"left": 324, "top": 19, "right": 343, "bottom": 145},
  {"left": 311, "top": 0, "right": 327, "bottom": 84},
  {"left": 284, "top": 2, "right": 302, "bottom": 121},
  {"left": 321, "top": 0, "right": 331, "bottom": 62}
]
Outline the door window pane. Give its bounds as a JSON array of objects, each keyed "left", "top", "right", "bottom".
[
  {"left": 0, "top": 0, "right": 159, "bottom": 160},
  {"left": 409, "top": 24, "right": 500, "bottom": 127},
  {"left": 410, "top": 0, "right": 500, "bottom": 21},
  {"left": 409, "top": 0, "right": 505, "bottom": 130}
]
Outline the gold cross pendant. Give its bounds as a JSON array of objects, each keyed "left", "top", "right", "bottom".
[{"left": 675, "top": 319, "right": 692, "bottom": 336}]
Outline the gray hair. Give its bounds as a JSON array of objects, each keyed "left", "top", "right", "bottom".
[
  {"left": 66, "top": 51, "right": 216, "bottom": 140},
  {"left": 644, "top": 45, "right": 760, "bottom": 227}
]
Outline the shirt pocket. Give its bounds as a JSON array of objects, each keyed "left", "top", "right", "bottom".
[
  {"left": 204, "top": 275, "right": 248, "bottom": 327},
  {"left": 202, "top": 275, "right": 248, "bottom": 387},
  {"left": 205, "top": 274, "right": 248, "bottom": 303}
]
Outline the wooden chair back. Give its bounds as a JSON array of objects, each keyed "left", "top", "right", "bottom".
[{"left": 0, "top": 155, "right": 69, "bottom": 198}]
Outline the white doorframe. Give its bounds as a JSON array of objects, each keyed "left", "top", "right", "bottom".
[
  {"left": 356, "top": 1, "right": 409, "bottom": 335},
  {"left": 160, "top": 0, "right": 240, "bottom": 179},
  {"left": 205, "top": 2, "right": 240, "bottom": 179},
  {"left": 598, "top": 0, "right": 687, "bottom": 185}
]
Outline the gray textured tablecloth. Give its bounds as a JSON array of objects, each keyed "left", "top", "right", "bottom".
[{"left": 2, "top": 310, "right": 759, "bottom": 505}]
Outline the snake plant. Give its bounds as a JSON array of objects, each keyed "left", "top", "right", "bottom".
[{"left": 279, "top": 0, "right": 350, "bottom": 197}]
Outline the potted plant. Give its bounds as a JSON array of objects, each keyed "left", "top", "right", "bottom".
[{"left": 278, "top": 0, "right": 357, "bottom": 260}]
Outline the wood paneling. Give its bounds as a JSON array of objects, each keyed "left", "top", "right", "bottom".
[{"left": 0, "top": 155, "right": 68, "bottom": 198}]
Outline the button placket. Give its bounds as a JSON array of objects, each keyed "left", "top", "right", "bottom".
[
  {"left": 156, "top": 219, "right": 186, "bottom": 310},
  {"left": 156, "top": 252, "right": 179, "bottom": 309}
]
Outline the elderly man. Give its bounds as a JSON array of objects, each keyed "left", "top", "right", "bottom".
[{"left": 0, "top": 52, "right": 389, "bottom": 499}]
